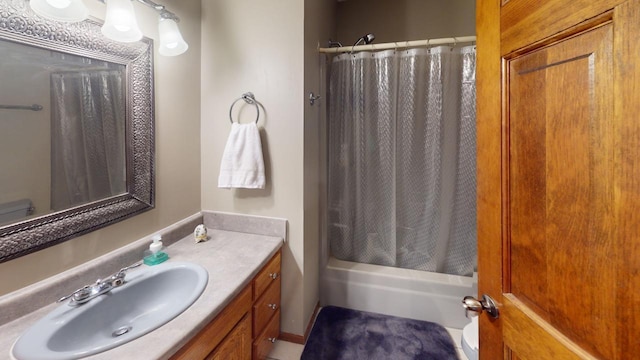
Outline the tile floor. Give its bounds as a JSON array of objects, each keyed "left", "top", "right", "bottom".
[{"left": 266, "top": 327, "right": 470, "bottom": 360}]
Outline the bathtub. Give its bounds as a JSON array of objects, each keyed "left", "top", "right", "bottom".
[{"left": 320, "top": 257, "right": 476, "bottom": 329}]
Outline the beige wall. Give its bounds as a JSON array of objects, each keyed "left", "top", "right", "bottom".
[
  {"left": 336, "top": 0, "right": 476, "bottom": 45},
  {"left": 200, "top": 0, "right": 334, "bottom": 337},
  {"left": 200, "top": 0, "right": 305, "bottom": 335},
  {"left": 0, "top": 0, "right": 202, "bottom": 295}
]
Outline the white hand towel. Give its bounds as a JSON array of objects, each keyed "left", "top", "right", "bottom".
[{"left": 218, "top": 123, "right": 266, "bottom": 189}]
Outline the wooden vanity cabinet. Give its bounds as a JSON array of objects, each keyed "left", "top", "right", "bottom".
[{"left": 170, "top": 250, "right": 281, "bottom": 360}]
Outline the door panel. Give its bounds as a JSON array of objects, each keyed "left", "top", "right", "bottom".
[
  {"left": 506, "top": 24, "right": 615, "bottom": 359},
  {"left": 503, "top": 295, "right": 596, "bottom": 360}
]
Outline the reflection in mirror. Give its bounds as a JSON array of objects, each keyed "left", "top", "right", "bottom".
[
  {"left": 0, "top": 40, "right": 127, "bottom": 226},
  {"left": 0, "top": 0, "right": 154, "bottom": 262}
]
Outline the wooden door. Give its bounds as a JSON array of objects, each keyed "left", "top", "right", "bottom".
[{"left": 476, "top": 0, "right": 640, "bottom": 359}]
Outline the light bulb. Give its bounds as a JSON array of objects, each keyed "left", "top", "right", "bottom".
[
  {"left": 101, "top": 0, "right": 143, "bottom": 43},
  {"left": 29, "top": 0, "right": 88, "bottom": 22},
  {"left": 158, "top": 17, "right": 188, "bottom": 56}
]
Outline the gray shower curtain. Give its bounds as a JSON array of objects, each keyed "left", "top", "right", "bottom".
[
  {"left": 50, "top": 70, "right": 126, "bottom": 211},
  {"left": 328, "top": 46, "right": 477, "bottom": 276}
]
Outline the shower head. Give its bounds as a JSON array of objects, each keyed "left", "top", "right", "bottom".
[
  {"left": 353, "top": 33, "right": 375, "bottom": 47},
  {"left": 361, "top": 33, "right": 375, "bottom": 44}
]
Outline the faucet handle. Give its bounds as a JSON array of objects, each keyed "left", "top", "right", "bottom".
[
  {"left": 110, "top": 262, "right": 142, "bottom": 285},
  {"left": 57, "top": 285, "right": 92, "bottom": 303}
]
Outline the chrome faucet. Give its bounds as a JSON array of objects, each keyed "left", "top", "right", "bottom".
[{"left": 57, "top": 262, "right": 142, "bottom": 306}]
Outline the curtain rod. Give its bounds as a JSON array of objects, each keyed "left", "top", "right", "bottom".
[{"left": 318, "top": 35, "right": 476, "bottom": 54}]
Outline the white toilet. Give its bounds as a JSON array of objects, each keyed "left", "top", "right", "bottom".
[{"left": 461, "top": 316, "right": 478, "bottom": 360}]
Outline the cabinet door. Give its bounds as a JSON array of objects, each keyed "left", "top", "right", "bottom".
[
  {"left": 478, "top": 0, "right": 640, "bottom": 359},
  {"left": 253, "top": 309, "right": 281, "bottom": 360},
  {"left": 171, "top": 286, "right": 252, "bottom": 360},
  {"left": 208, "top": 314, "right": 251, "bottom": 360}
]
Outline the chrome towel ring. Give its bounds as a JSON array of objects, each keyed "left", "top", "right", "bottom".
[{"left": 229, "top": 92, "right": 260, "bottom": 124}]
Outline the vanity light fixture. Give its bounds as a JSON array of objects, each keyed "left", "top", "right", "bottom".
[
  {"left": 28, "top": 0, "right": 188, "bottom": 56},
  {"left": 29, "top": 0, "right": 88, "bottom": 22},
  {"left": 158, "top": 15, "right": 188, "bottom": 56},
  {"left": 101, "top": 0, "right": 142, "bottom": 42}
]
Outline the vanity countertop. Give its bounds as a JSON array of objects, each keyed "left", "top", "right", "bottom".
[{"left": 0, "top": 228, "right": 283, "bottom": 359}]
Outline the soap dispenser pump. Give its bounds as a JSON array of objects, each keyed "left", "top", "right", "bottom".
[{"left": 143, "top": 234, "right": 169, "bottom": 266}]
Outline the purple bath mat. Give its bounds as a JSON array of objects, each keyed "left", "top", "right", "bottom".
[{"left": 301, "top": 306, "right": 458, "bottom": 360}]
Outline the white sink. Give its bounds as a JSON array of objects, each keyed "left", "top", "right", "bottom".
[{"left": 11, "top": 261, "right": 208, "bottom": 360}]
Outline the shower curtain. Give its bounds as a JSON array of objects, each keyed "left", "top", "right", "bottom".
[
  {"left": 50, "top": 70, "right": 126, "bottom": 211},
  {"left": 328, "top": 46, "right": 476, "bottom": 276}
]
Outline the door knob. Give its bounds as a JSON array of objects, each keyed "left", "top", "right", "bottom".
[{"left": 462, "top": 294, "right": 499, "bottom": 319}]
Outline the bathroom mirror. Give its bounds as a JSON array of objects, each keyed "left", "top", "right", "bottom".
[{"left": 0, "top": 1, "right": 154, "bottom": 262}]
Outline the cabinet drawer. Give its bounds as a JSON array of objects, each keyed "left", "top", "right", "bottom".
[
  {"left": 253, "top": 276, "right": 281, "bottom": 337},
  {"left": 253, "top": 251, "right": 281, "bottom": 301},
  {"left": 252, "top": 308, "right": 281, "bottom": 360}
]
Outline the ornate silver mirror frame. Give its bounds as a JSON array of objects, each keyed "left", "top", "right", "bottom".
[{"left": 0, "top": 1, "right": 154, "bottom": 262}]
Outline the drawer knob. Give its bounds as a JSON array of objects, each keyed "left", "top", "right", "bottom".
[
  {"left": 269, "top": 272, "right": 279, "bottom": 280},
  {"left": 268, "top": 337, "right": 277, "bottom": 343},
  {"left": 268, "top": 303, "right": 278, "bottom": 310}
]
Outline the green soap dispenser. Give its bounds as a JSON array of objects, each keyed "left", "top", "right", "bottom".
[{"left": 143, "top": 234, "right": 169, "bottom": 265}]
